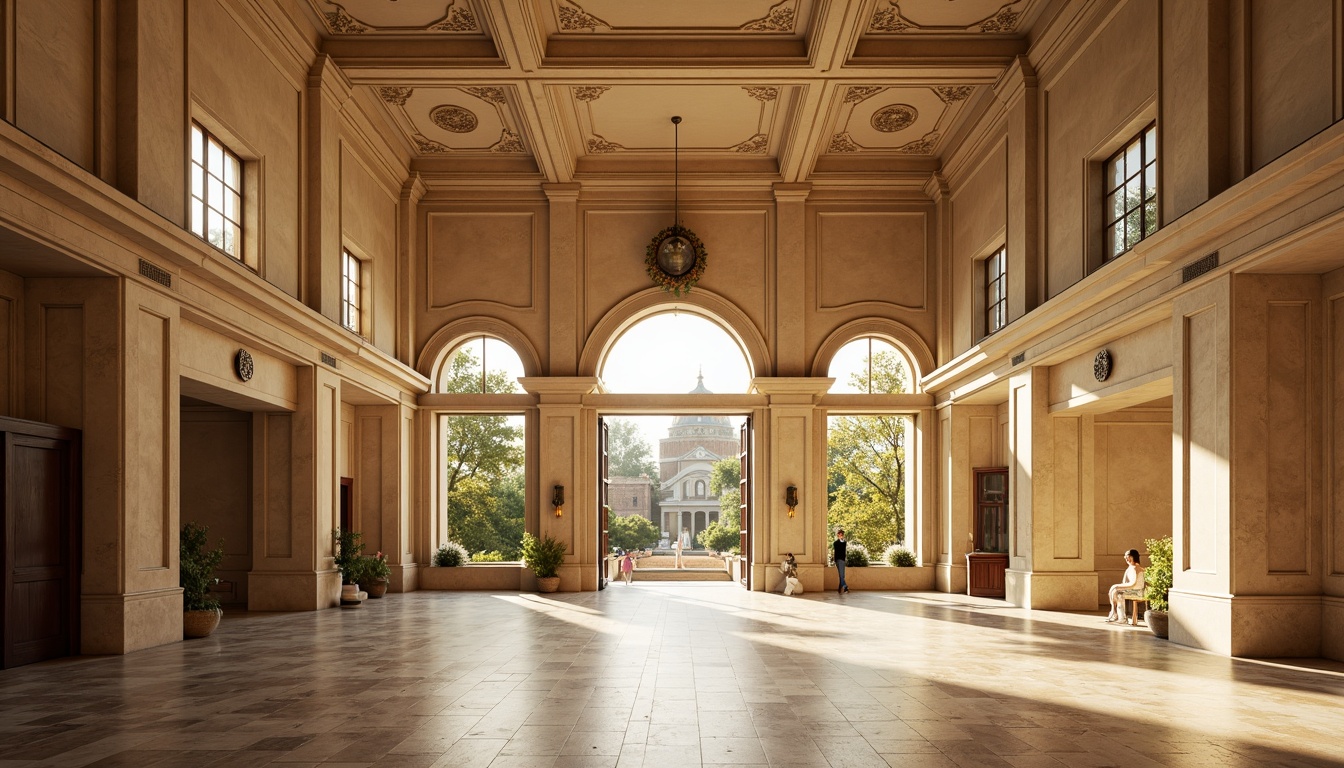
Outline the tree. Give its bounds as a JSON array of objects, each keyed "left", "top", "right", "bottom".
[
  {"left": 697, "top": 521, "right": 739, "bottom": 553},
  {"left": 606, "top": 419, "right": 658, "bottom": 480},
  {"left": 608, "top": 513, "right": 659, "bottom": 552},
  {"left": 827, "top": 350, "right": 908, "bottom": 552},
  {"left": 445, "top": 475, "right": 525, "bottom": 559},
  {"left": 710, "top": 457, "right": 741, "bottom": 530}
]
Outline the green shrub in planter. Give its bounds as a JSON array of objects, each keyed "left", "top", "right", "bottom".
[
  {"left": 333, "top": 529, "right": 365, "bottom": 584},
  {"left": 521, "top": 533, "right": 566, "bottom": 578},
  {"left": 180, "top": 522, "right": 225, "bottom": 612},
  {"left": 1144, "top": 535, "right": 1173, "bottom": 611},
  {"left": 434, "top": 541, "right": 469, "bottom": 567},
  {"left": 471, "top": 550, "right": 506, "bottom": 562},
  {"left": 882, "top": 544, "right": 917, "bottom": 567},
  {"left": 845, "top": 541, "right": 870, "bottom": 567}
]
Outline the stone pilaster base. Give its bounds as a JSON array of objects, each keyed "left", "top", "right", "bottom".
[
  {"left": 393, "top": 563, "right": 418, "bottom": 592},
  {"left": 81, "top": 588, "right": 182, "bottom": 654},
  {"left": 936, "top": 561, "right": 967, "bottom": 594},
  {"left": 1170, "top": 591, "right": 1323, "bottom": 657},
  {"left": 1323, "top": 596, "right": 1344, "bottom": 662},
  {"left": 1004, "top": 569, "right": 1098, "bottom": 610},
  {"left": 248, "top": 569, "right": 340, "bottom": 611}
]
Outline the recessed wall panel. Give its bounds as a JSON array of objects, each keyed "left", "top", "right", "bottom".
[
  {"left": 816, "top": 212, "right": 926, "bottom": 310},
  {"left": 1266, "top": 302, "right": 1310, "bottom": 573},
  {"left": 1185, "top": 308, "right": 1219, "bottom": 573},
  {"left": 1333, "top": 297, "right": 1344, "bottom": 576},
  {"left": 41, "top": 307, "right": 84, "bottom": 429},
  {"left": 427, "top": 212, "right": 535, "bottom": 309},
  {"left": 1051, "top": 416, "right": 1081, "bottom": 560},
  {"left": 263, "top": 414, "right": 293, "bottom": 558},
  {"left": 132, "top": 309, "right": 169, "bottom": 570}
]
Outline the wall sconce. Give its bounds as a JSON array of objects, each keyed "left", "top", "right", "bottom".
[
  {"left": 785, "top": 485, "right": 798, "bottom": 518},
  {"left": 552, "top": 485, "right": 565, "bottom": 518}
]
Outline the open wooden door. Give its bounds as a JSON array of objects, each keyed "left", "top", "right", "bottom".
[
  {"left": 738, "top": 416, "right": 752, "bottom": 589},
  {"left": 598, "top": 418, "right": 610, "bottom": 590}
]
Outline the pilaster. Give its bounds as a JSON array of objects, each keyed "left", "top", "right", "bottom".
[
  {"left": 397, "top": 174, "right": 427, "bottom": 365},
  {"left": 772, "top": 183, "right": 810, "bottom": 376},
  {"left": 304, "top": 54, "right": 353, "bottom": 320},
  {"left": 993, "top": 56, "right": 1039, "bottom": 319},
  {"left": 544, "top": 183, "right": 581, "bottom": 376}
]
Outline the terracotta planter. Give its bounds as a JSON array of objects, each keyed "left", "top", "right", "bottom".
[
  {"left": 1144, "top": 609, "right": 1169, "bottom": 638},
  {"left": 536, "top": 576, "right": 560, "bottom": 593},
  {"left": 183, "top": 608, "right": 222, "bottom": 638},
  {"left": 366, "top": 578, "right": 388, "bottom": 598}
]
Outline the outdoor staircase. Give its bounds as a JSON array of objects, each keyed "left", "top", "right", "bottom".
[{"left": 632, "top": 568, "right": 732, "bottom": 582}]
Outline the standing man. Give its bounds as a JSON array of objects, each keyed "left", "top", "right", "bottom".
[{"left": 833, "top": 529, "right": 849, "bottom": 594}]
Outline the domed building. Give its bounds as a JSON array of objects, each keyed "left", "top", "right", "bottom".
[{"left": 657, "top": 375, "right": 738, "bottom": 546}]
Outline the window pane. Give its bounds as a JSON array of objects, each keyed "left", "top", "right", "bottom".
[
  {"left": 1108, "top": 157, "right": 1124, "bottom": 189},
  {"left": 1124, "top": 140, "right": 1141, "bottom": 174},
  {"left": 208, "top": 177, "right": 223, "bottom": 209},
  {"left": 207, "top": 210, "right": 224, "bottom": 248},
  {"left": 1143, "top": 199, "right": 1158, "bottom": 236},
  {"left": 191, "top": 200, "right": 204, "bottom": 236},
  {"left": 1144, "top": 165, "right": 1157, "bottom": 200},
  {"left": 225, "top": 190, "right": 240, "bottom": 220},
  {"left": 1144, "top": 127, "right": 1157, "bottom": 160},
  {"left": 1125, "top": 209, "right": 1142, "bottom": 246},
  {"left": 191, "top": 126, "right": 203, "bottom": 164},
  {"left": 1106, "top": 191, "right": 1123, "bottom": 223},
  {"left": 1125, "top": 177, "right": 1142, "bottom": 210},
  {"left": 1109, "top": 222, "right": 1124, "bottom": 258},
  {"left": 225, "top": 222, "right": 241, "bottom": 257},
  {"left": 207, "top": 140, "right": 223, "bottom": 174},
  {"left": 224, "top": 155, "right": 240, "bottom": 187},
  {"left": 191, "top": 165, "right": 204, "bottom": 199}
]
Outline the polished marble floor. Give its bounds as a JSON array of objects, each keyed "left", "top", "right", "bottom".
[{"left": 2, "top": 586, "right": 1342, "bottom": 767}]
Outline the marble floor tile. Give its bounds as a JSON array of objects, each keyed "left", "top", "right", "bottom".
[{"left": 0, "top": 587, "right": 1341, "bottom": 768}]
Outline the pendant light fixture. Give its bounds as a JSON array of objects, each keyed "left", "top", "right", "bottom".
[
  {"left": 655, "top": 116, "right": 692, "bottom": 276},
  {"left": 645, "top": 116, "right": 708, "bottom": 295}
]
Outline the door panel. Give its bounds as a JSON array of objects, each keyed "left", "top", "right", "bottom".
[
  {"left": 598, "top": 418, "right": 610, "bottom": 589},
  {"left": 739, "top": 417, "right": 752, "bottom": 589}
]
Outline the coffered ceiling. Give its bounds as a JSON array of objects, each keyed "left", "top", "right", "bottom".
[{"left": 304, "top": 0, "right": 1055, "bottom": 188}]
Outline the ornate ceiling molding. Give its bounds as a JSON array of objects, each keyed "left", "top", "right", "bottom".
[
  {"left": 431, "top": 105, "right": 479, "bottom": 133},
  {"left": 378, "top": 86, "right": 413, "bottom": 106},
  {"left": 464, "top": 87, "right": 507, "bottom": 105},
  {"left": 491, "top": 130, "right": 526, "bottom": 154},
  {"left": 844, "top": 86, "right": 883, "bottom": 104},
  {"left": 380, "top": 86, "right": 528, "bottom": 156},
  {"left": 732, "top": 134, "right": 769, "bottom": 154},
  {"left": 744, "top": 86, "right": 780, "bottom": 102},
  {"left": 558, "top": 2, "right": 611, "bottom": 31},
  {"left": 934, "top": 86, "right": 975, "bottom": 103},
  {"left": 586, "top": 134, "right": 624, "bottom": 153},
  {"left": 573, "top": 86, "right": 611, "bottom": 102},
  {"left": 740, "top": 0, "right": 797, "bottom": 32},
  {"left": 895, "top": 132, "right": 940, "bottom": 155},
  {"left": 867, "top": 1, "right": 1025, "bottom": 34},
  {"left": 316, "top": 1, "right": 479, "bottom": 34},
  {"left": 871, "top": 104, "right": 918, "bottom": 132}
]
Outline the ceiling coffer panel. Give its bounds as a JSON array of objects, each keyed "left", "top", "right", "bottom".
[
  {"left": 377, "top": 86, "right": 529, "bottom": 156},
  {"left": 826, "top": 85, "right": 976, "bottom": 156},
  {"left": 866, "top": 0, "right": 1036, "bottom": 34},
  {"left": 312, "top": 0, "right": 482, "bottom": 34},
  {"left": 569, "top": 84, "right": 791, "bottom": 158},
  {"left": 545, "top": 0, "right": 811, "bottom": 34}
]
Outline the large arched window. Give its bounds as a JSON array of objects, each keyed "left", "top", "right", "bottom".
[
  {"left": 827, "top": 337, "right": 912, "bottom": 394},
  {"left": 825, "top": 336, "right": 917, "bottom": 562},
  {"left": 601, "top": 312, "right": 751, "bottom": 394},
  {"left": 438, "top": 336, "right": 526, "bottom": 394}
]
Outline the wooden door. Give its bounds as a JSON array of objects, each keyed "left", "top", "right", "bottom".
[
  {"left": 738, "top": 417, "right": 752, "bottom": 589},
  {"left": 3, "top": 421, "right": 81, "bottom": 669}
]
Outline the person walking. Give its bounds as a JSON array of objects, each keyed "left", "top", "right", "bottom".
[
  {"left": 621, "top": 552, "right": 635, "bottom": 585},
  {"left": 833, "top": 529, "right": 849, "bottom": 594},
  {"left": 673, "top": 536, "right": 683, "bottom": 569}
]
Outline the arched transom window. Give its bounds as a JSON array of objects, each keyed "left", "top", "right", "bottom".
[
  {"left": 827, "top": 337, "right": 913, "bottom": 394},
  {"left": 438, "top": 336, "right": 526, "bottom": 394}
]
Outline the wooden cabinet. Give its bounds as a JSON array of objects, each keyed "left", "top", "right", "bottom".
[{"left": 967, "top": 467, "right": 1008, "bottom": 598}]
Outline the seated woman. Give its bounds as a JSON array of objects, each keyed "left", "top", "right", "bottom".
[
  {"left": 780, "top": 552, "right": 803, "bottom": 595},
  {"left": 1105, "top": 549, "right": 1146, "bottom": 623}
]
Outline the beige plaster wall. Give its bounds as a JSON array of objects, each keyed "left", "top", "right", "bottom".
[
  {"left": 188, "top": 0, "right": 303, "bottom": 295},
  {"left": 14, "top": 0, "right": 96, "bottom": 170},
  {"left": 179, "top": 320, "right": 298, "bottom": 410},
  {"left": 1246, "top": 0, "right": 1336, "bottom": 173},
  {"left": 1041, "top": 0, "right": 1158, "bottom": 297},
  {"left": 1046, "top": 323, "right": 1171, "bottom": 410},
  {"left": 949, "top": 141, "right": 1007, "bottom": 351},
  {"left": 1092, "top": 404, "right": 1173, "bottom": 604},
  {"left": 181, "top": 406, "right": 252, "bottom": 606},
  {"left": 340, "top": 143, "right": 399, "bottom": 354}
]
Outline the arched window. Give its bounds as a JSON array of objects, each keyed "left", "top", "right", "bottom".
[
  {"left": 601, "top": 312, "right": 751, "bottom": 393},
  {"left": 827, "top": 337, "right": 912, "bottom": 394},
  {"left": 438, "top": 336, "right": 526, "bottom": 394},
  {"left": 695, "top": 480, "right": 705, "bottom": 497}
]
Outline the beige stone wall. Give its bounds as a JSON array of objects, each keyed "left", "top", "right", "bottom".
[{"left": 181, "top": 406, "right": 252, "bottom": 606}]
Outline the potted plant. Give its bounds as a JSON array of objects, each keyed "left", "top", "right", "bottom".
[
  {"left": 180, "top": 522, "right": 225, "bottom": 638},
  {"left": 433, "top": 541, "right": 469, "bottom": 567},
  {"left": 882, "top": 544, "right": 917, "bottom": 567},
  {"left": 521, "top": 532, "right": 566, "bottom": 593},
  {"left": 364, "top": 551, "right": 392, "bottom": 598},
  {"left": 1143, "top": 534, "right": 1173, "bottom": 638},
  {"left": 333, "top": 528, "right": 365, "bottom": 603}
]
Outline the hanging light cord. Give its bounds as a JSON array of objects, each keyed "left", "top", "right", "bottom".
[{"left": 672, "top": 115, "right": 681, "bottom": 233}]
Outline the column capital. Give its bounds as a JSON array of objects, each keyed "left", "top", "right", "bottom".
[
  {"left": 543, "top": 182, "right": 582, "bottom": 202},
  {"left": 308, "top": 54, "right": 353, "bottom": 108},
  {"left": 772, "top": 182, "right": 812, "bottom": 203},
  {"left": 519, "top": 376, "right": 601, "bottom": 403},
  {"left": 751, "top": 377, "right": 834, "bottom": 403}
]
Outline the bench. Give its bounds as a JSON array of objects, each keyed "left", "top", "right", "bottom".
[{"left": 1123, "top": 595, "right": 1149, "bottom": 626}]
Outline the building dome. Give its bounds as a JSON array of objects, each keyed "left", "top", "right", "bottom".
[{"left": 670, "top": 373, "right": 732, "bottom": 431}]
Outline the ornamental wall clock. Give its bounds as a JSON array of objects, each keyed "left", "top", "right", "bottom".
[{"left": 235, "top": 349, "right": 255, "bottom": 382}]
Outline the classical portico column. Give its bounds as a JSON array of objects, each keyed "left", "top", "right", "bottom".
[
  {"left": 519, "top": 377, "right": 601, "bottom": 591},
  {"left": 751, "top": 378, "right": 833, "bottom": 592}
]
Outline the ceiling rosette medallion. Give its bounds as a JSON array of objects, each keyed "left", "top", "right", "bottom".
[
  {"left": 826, "top": 85, "right": 970, "bottom": 157},
  {"left": 315, "top": 1, "right": 479, "bottom": 34},
  {"left": 871, "top": 104, "right": 918, "bottom": 132},
  {"left": 379, "top": 85, "right": 528, "bottom": 156},
  {"left": 430, "top": 105, "right": 479, "bottom": 133},
  {"left": 867, "top": 0, "right": 1026, "bottom": 34}
]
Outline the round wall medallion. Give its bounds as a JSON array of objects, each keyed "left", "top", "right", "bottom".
[
  {"left": 871, "top": 104, "right": 918, "bottom": 132},
  {"left": 1093, "top": 349, "right": 1112, "bottom": 382},
  {"left": 429, "top": 105, "right": 478, "bottom": 133},
  {"left": 235, "top": 349, "right": 255, "bottom": 382}
]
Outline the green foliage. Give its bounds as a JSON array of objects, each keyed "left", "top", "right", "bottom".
[
  {"left": 471, "top": 550, "right": 507, "bottom": 562},
  {"left": 445, "top": 474, "right": 525, "bottom": 559},
  {"left": 710, "top": 458, "right": 742, "bottom": 530},
  {"left": 845, "top": 541, "right": 870, "bottom": 567},
  {"left": 606, "top": 419, "right": 659, "bottom": 480},
  {"left": 697, "top": 521, "right": 739, "bottom": 553},
  {"left": 333, "top": 528, "right": 365, "bottom": 585},
  {"left": 827, "top": 350, "right": 908, "bottom": 554},
  {"left": 883, "top": 544, "right": 916, "bottom": 567},
  {"left": 442, "top": 344, "right": 520, "bottom": 395},
  {"left": 609, "top": 513, "right": 659, "bottom": 552},
  {"left": 352, "top": 551, "right": 391, "bottom": 584},
  {"left": 180, "top": 522, "right": 225, "bottom": 612},
  {"left": 433, "top": 541, "right": 469, "bottom": 567},
  {"left": 1144, "top": 535, "right": 1174, "bottom": 612},
  {"left": 521, "top": 533, "right": 567, "bottom": 578}
]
